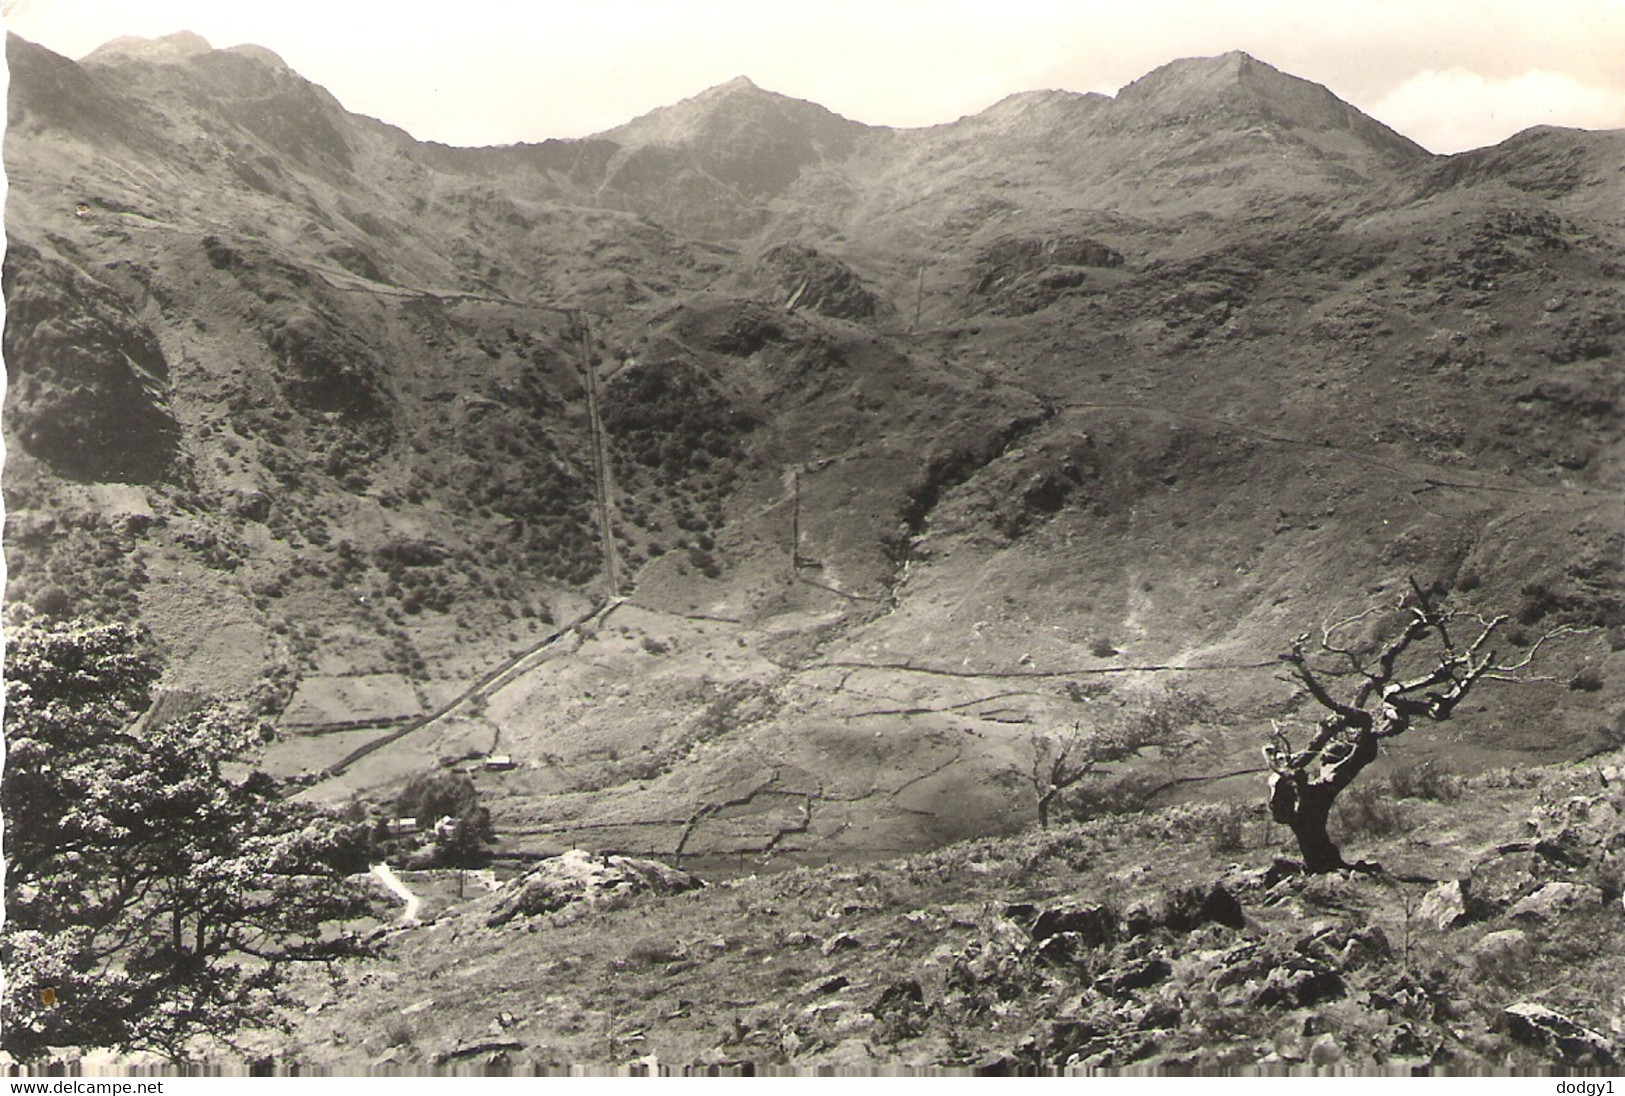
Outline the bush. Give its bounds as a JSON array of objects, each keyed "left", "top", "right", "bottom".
[
  {"left": 1209, "top": 806, "right": 1249, "bottom": 853},
  {"left": 1387, "top": 760, "right": 1463, "bottom": 802},
  {"left": 1334, "top": 783, "right": 1409, "bottom": 838},
  {"left": 1569, "top": 667, "right": 1604, "bottom": 693}
]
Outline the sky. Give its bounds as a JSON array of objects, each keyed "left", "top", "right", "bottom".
[{"left": 3, "top": 0, "right": 1624, "bottom": 154}]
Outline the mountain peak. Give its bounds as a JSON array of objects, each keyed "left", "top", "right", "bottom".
[
  {"left": 602, "top": 75, "right": 867, "bottom": 147},
  {"left": 1112, "top": 49, "right": 1428, "bottom": 161},
  {"left": 1116, "top": 50, "right": 1300, "bottom": 107},
  {"left": 82, "top": 30, "right": 212, "bottom": 65},
  {"left": 222, "top": 43, "right": 290, "bottom": 69}
]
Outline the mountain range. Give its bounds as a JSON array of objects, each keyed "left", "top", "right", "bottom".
[{"left": 4, "top": 31, "right": 1623, "bottom": 866}]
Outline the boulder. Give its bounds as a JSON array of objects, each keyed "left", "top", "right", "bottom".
[
  {"left": 1527, "top": 793, "right": 1625, "bottom": 870},
  {"left": 1417, "top": 879, "right": 1471, "bottom": 930},
  {"left": 799, "top": 974, "right": 850, "bottom": 996},
  {"left": 485, "top": 849, "right": 704, "bottom": 926},
  {"left": 1102, "top": 956, "right": 1174, "bottom": 996},
  {"left": 1124, "top": 883, "right": 1245, "bottom": 937},
  {"left": 1465, "top": 850, "right": 1559, "bottom": 910},
  {"left": 867, "top": 978, "right": 928, "bottom": 1040},
  {"left": 1308, "top": 1033, "right": 1345, "bottom": 1067},
  {"left": 820, "top": 932, "right": 862, "bottom": 956},
  {"left": 868, "top": 978, "right": 925, "bottom": 1016},
  {"left": 1472, "top": 928, "right": 1532, "bottom": 970},
  {"left": 1252, "top": 964, "right": 1345, "bottom": 1009},
  {"left": 1508, "top": 881, "right": 1603, "bottom": 922},
  {"left": 1165, "top": 883, "right": 1246, "bottom": 932},
  {"left": 1504, "top": 1003, "right": 1618, "bottom": 1067},
  {"left": 1375, "top": 1021, "right": 1435, "bottom": 1063},
  {"left": 1297, "top": 921, "right": 1390, "bottom": 969},
  {"left": 1030, "top": 902, "right": 1119, "bottom": 947},
  {"left": 1208, "top": 941, "right": 1273, "bottom": 991}
]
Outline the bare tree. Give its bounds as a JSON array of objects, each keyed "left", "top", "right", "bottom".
[
  {"left": 1028, "top": 690, "right": 1203, "bottom": 827},
  {"left": 1264, "top": 578, "right": 1580, "bottom": 873}
]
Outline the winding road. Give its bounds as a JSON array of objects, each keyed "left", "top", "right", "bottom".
[{"left": 371, "top": 863, "right": 422, "bottom": 924}]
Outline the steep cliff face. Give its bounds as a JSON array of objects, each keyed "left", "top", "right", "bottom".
[{"left": 3, "top": 243, "right": 179, "bottom": 483}]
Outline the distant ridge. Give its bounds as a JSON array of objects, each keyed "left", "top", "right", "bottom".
[{"left": 81, "top": 30, "right": 213, "bottom": 65}]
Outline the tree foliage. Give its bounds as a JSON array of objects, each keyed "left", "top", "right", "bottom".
[
  {"left": 2, "top": 611, "right": 374, "bottom": 1060},
  {"left": 392, "top": 770, "right": 492, "bottom": 868}
]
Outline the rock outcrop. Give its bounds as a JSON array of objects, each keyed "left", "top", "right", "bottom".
[
  {"left": 970, "top": 234, "right": 1123, "bottom": 315},
  {"left": 1504, "top": 1003, "right": 1618, "bottom": 1067},
  {"left": 756, "top": 243, "right": 886, "bottom": 321},
  {"left": 486, "top": 849, "right": 704, "bottom": 926}
]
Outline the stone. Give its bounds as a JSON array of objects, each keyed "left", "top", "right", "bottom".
[
  {"left": 867, "top": 979, "right": 928, "bottom": 1041},
  {"left": 1263, "top": 858, "right": 1303, "bottom": 888},
  {"left": 1376, "top": 1021, "right": 1434, "bottom": 1062},
  {"left": 820, "top": 932, "right": 862, "bottom": 956},
  {"left": 798, "top": 974, "right": 850, "bottom": 996},
  {"left": 1297, "top": 921, "right": 1391, "bottom": 969},
  {"left": 1527, "top": 793, "right": 1625, "bottom": 869},
  {"left": 1464, "top": 848, "right": 1567, "bottom": 910},
  {"left": 1473, "top": 928, "right": 1532, "bottom": 965},
  {"left": 1002, "top": 902, "right": 1039, "bottom": 926},
  {"left": 1174, "top": 883, "right": 1246, "bottom": 932},
  {"left": 431, "top": 1039, "right": 525, "bottom": 1066},
  {"left": 1252, "top": 964, "right": 1345, "bottom": 1009},
  {"left": 1508, "top": 881, "right": 1603, "bottom": 922},
  {"left": 1209, "top": 941, "right": 1272, "bottom": 990},
  {"left": 230, "top": 489, "right": 272, "bottom": 521},
  {"left": 1125, "top": 883, "right": 1245, "bottom": 937},
  {"left": 869, "top": 978, "right": 925, "bottom": 1016},
  {"left": 1030, "top": 902, "right": 1119, "bottom": 947},
  {"left": 1417, "top": 879, "right": 1470, "bottom": 930},
  {"left": 1103, "top": 957, "right": 1174, "bottom": 996},
  {"left": 1308, "top": 1033, "right": 1344, "bottom": 1067},
  {"left": 1504, "top": 1003, "right": 1618, "bottom": 1067}
]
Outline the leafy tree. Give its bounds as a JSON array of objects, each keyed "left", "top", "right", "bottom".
[
  {"left": 393, "top": 771, "right": 492, "bottom": 867},
  {"left": 1, "top": 611, "right": 374, "bottom": 1060},
  {"left": 1264, "top": 579, "right": 1584, "bottom": 873},
  {"left": 394, "top": 770, "right": 481, "bottom": 824}
]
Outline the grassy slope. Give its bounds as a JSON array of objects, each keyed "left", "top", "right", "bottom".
[{"left": 281, "top": 747, "right": 1625, "bottom": 1073}]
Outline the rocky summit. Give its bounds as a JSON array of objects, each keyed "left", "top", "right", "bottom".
[{"left": 5, "top": 32, "right": 1625, "bottom": 1070}]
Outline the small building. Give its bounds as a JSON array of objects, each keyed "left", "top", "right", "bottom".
[
  {"left": 387, "top": 817, "right": 419, "bottom": 836},
  {"left": 483, "top": 754, "right": 517, "bottom": 771}
]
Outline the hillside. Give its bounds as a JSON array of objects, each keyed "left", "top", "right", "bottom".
[
  {"left": 177, "top": 749, "right": 1625, "bottom": 1071},
  {"left": 5, "top": 32, "right": 1624, "bottom": 899}
]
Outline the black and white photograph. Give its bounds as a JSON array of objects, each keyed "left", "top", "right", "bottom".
[{"left": 3, "top": 0, "right": 1624, "bottom": 1078}]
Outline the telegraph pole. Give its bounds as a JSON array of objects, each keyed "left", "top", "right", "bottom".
[
  {"left": 790, "top": 468, "right": 801, "bottom": 570},
  {"left": 912, "top": 262, "right": 925, "bottom": 333}
]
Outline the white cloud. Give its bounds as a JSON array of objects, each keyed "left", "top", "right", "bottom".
[{"left": 1370, "top": 67, "right": 1625, "bottom": 154}]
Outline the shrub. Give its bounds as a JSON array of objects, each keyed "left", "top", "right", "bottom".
[
  {"left": 1209, "top": 806, "right": 1249, "bottom": 853},
  {"left": 1334, "top": 783, "right": 1409, "bottom": 838},
  {"left": 1569, "top": 667, "right": 1604, "bottom": 693},
  {"left": 1388, "top": 760, "right": 1463, "bottom": 802}
]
